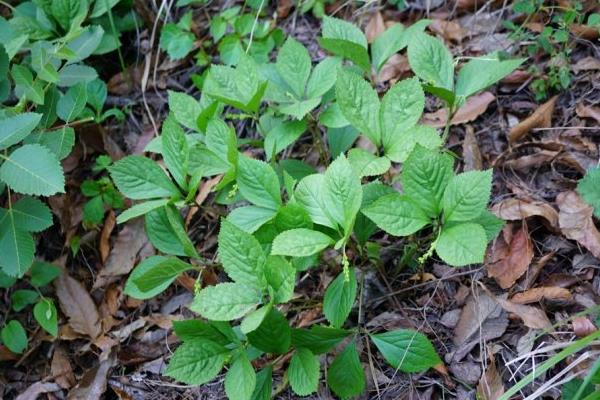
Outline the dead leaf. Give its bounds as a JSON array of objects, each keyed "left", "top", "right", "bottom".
[
  {"left": 572, "top": 56, "right": 600, "bottom": 73},
  {"left": 572, "top": 317, "right": 597, "bottom": 337},
  {"left": 15, "top": 382, "right": 61, "bottom": 400},
  {"left": 557, "top": 191, "right": 600, "bottom": 259},
  {"left": 67, "top": 351, "right": 116, "bottom": 400},
  {"left": 462, "top": 125, "right": 482, "bottom": 171},
  {"left": 366, "top": 12, "right": 385, "bottom": 43},
  {"left": 100, "top": 210, "right": 116, "bottom": 264},
  {"left": 495, "top": 297, "right": 552, "bottom": 330},
  {"left": 492, "top": 198, "right": 559, "bottom": 228},
  {"left": 486, "top": 224, "right": 534, "bottom": 289},
  {"left": 570, "top": 23, "right": 600, "bottom": 40},
  {"left": 576, "top": 103, "right": 600, "bottom": 123},
  {"left": 52, "top": 346, "right": 76, "bottom": 389},
  {"left": 423, "top": 92, "right": 495, "bottom": 128},
  {"left": 477, "top": 355, "right": 504, "bottom": 400},
  {"left": 429, "top": 19, "right": 467, "bottom": 43},
  {"left": 276, "top": 0, "right": 293, "bottom": 18},
  {"left": 510, "top": 287, "right": 572, "bottom": 304},
  {"left": 55, "top": 272, "right": 102, "bottom": 339},
  {"left": 508, "top": 95, "right": 558, "bottom": 143},
  {"left": 454, "top": 290, "right": 506, "bottom": 345},
  {"left": 377, "top": 54, "right": 410, "bottom": 83},
  {"left": 502, "top": 69, "right": 532, "bottom": 84},
  {"left": 186, "top": 175, "right": 221, "bottom": 227}
]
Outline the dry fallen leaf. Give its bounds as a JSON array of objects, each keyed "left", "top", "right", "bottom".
[
  {"left": 572, "top": 56, "right": 600, "bottom": 73},
  {"left": 496, "top": 297, "right": 552, "bottom": 330},
  {"left": 454, "top": 290, "right": 506, "bottom": 345},
  {"left": 423, "top": 92, "right": 495, "bottom": 128},
  {"left": 99, "top": 210, "right": 116, "bottom": 264},
  {"left": 15, "top": 382, "right": 61, "bottom": 400},
  {"left": 67, "top": 351, "right": 116, "bottom": 400},
  {"left": 366, "top": 11, "right": 385, "bottom": 43},
  {"left": 462, "top": 125, "right": 483, "bottom": 171},
  {"left": 377, "top": 54, "right": 410, "bottom": 83},
  {"left": 55, "top": 272, "right": 102, "bottom": 340},
  {"left": 429, "top": 19, "right": 467, "bottom": 43},
  {"left": 510, "top": 286, "right": 572, "bottom": 304},
  {"left": 477, "top": 355, "right": 504, "bottom": 400},
  {"left": 572, "top": 317, "right": 597, "bottom": 337},
  {"left": 52, "top": 346, "right": 76, "bottom": 389},
  {"left": 508, "top": 95, "right": 558, "bottom": 143},
  {"left": 576, "top": 103, "right": 600, "bottom": 123},
  {"left": 557, "top": 191, "right": 600, "bottom": 259},
  {"left": 276, "top": 0, "right": 293, "bottom": 18},
  {"left": 486, "top": 224, "right": 534, "bottom": 289},
  {"left": 492, "top": 197, "right": 559, "bottom": 229},
  {"left": 570, "top": 23, "right": 600, "bottom": 40}
]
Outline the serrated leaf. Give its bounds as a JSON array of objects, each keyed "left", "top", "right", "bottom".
[
  {"left": 66, "top": 25, "right": 104, "bottom": 63},
  {"left": 370, "top": 329, "right": 441, "bottom": 372},
  {"left": 190, "top": 283, "right": 260, "bottom": 321},
  {"left": 263, "top": 120, "right": 306, "bottom": 161},
  {"left": 0, "top": 222, "right": 34, "bottom": 277},
  {"left": 327, "top": 342, "right": 366, "bottom": 398},
  {"left": 109, "top": 156, "right": 180, "bottom": 200},
  {"left": 402, "top": 145, "right": 453, "bottom": 217},
  {"left": 12, "top": 64, "right": 44, "bottom": 104},
  {"left": 0, "top": 144, "right": 64, "bottom": 196},
  {"left": 436, "top": 222, "right": 487, "bottom": 266},
  {"left": 188, "top": 144, "right": 231, "bottom": 177},
  {"left": 271, "top": 228, "right": 333, "bottom": 257},
  {"left": 134, "top": 257, "right": 194, "bottom": 292},
  {"left": 470, "top": 210, "right": 504, "bottom": 242},
  {"left": 57, "top": 64, "right": 98, "bottom": 87},
  {"left": 237, "top": 155, "right": 281, "bottom": 210},
  {"left": 227, "top": 206, "right": 276, "bottom": 233},
  {"left": 162, "top": 115, "right": 189, "bottom": 189},
  {"left": 274, "top": 203, "right": 313, "bottom": 231},
  {"left": 168, "top": 90, "right": 202, "bottom": 131},
  {"left": 165, "top": 339, "right": 228, "bottom": 385},
  {"left": 145, "top": 207, "right": 187, "bottom": 256},
  {"left": 291, "top": 326, "right": 351, "bottom": 354},
  {"left": 288, "top": 348, "right": 320, "bottom": 396},
  {"left": 323, "top": 155, "right": 363, "bottom": 234},
  {"left": 278, "top": 97, "right": 322, "bottom": 120},
  {"left": 251, "top": 366, "right": 273, "bottom": 400},
  {"left": 456, "top": 53, "right": 525, "bottom": 98},
  {"left": 57, "top": 83, "right": 87, "bottom": 122},
  {"left": 276, "top": 37, "right": 311, "bottom": 99},
  {"left": 10, "top": 196, "right": 53, "bottom": 232},
  {"left": 265, "top": 255, "right": 295, "bottom": 304},
  {"left": 0, "top": 112, "right": 42, "bottom": 150},
  {"left": 362, "top": 192, "right": 430, "bottom": 236},
  {"left": 385, "top": 124, "right": 442, "bottom": 163},
  {"left": 165, "top": 206, "right": 199, "bottom": 258},
  {"left": 306, "top": 57, "right": 340, "bottom": 99},
  {"left": 1, "top": 320, "right": 27, "bottom": 353},
  {"left": 380, "top": 78, "right": 425, "bottom": 149},
  {"left": 442, "top": 169, "right": 493, "bottom": 222},
  {"left": 347, "top": 148, "right": 391, "bottom": 178},
  {"left": 323, "top": 269, "right": 357, "bottom": 328},
  {"left": 247, "top": 308, "right": 291, "bottom": 354},
  {"left": 33, "top": 298, "right": 58, "bottom": 336},
  {"left": 160, "top": 23, "right": 195, "bottom": 60},
  {"left": 407, "top": 32, "right": 454, "bottom": 91},
  {"left": 24, "top": 127, "right": 75, "bottom": 160},
  {"left": 225, "top": 352, "right": 256, "bottom": 400},
  {"left": 241, "top": 304, "right": 272, "bottom": 335},
  {"left": 294, "top": 174, "right": 335, "bottom": 228},
  {"left": 320, "top": 16, "right": 369, "bottom": 71},
  {"left": 125, "top": 256, "right": 178, "bottom": 300}
]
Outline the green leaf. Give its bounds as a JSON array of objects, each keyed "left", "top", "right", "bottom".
[
  {"left": 51, "top": 0, "right": 86, "bottom": 30},
  {"left": 188, "top": 144, "right": 231, "bottom": 177},
  {"left": 402, "top": 145, "right": 453, "bottom": 217},
  {"left": 1, "top": 320, "right": 27, "bottom": 353},
  {"left": 225, "top": 353, "right": 257, "bottom": 400},
  {"left": 133, "top": 257, "right": 195, "bottom": 293},
  {"left": 323, "top": 269, "right": 357, "bottom": 328},
  {"left": 227, "top": 206, "right": 276, "bottom": 233},
  {"left": 30, "top": 261, "right": 61, "bottom": 287},
  {"left": 578, "top": 166, "right": 600, "bottom": 218},
  {"left": 456, "top": 53, "right": 525, "bottom": 98},
  {"left": 336, "top": 69, "right": 381, "bottom": 146},
  {"left": 263, "top": 120, "right": 306, "bottom": 161},
  {"left": 173, "top": 320, "right": 235, "bottom": 345},
  {"left": 294, "top": 174, "right": 335, "bottom": 228},
  {"left": 83, "top": 196, "right": 104, "bottom": 225},
  {"left": 247, "top": 308, "right": 291, "bottom": 354},
  {"left": 470, "top": 210, "right": 504, "bottom": 242},
  {"left": 12, "top": 65, "right": 44, "bottom": 104},
  {"left": 271, "top": 228, "right": 333, "bottom": 257},
  {"left": 24, "top": 127, "right": 75, "bottom": 160},
  {"left": 66, "top": 25, "right": 104, "bottom": 62},
  {"left": 165, "top": 339, "right": 228, "bottom": 385},
  {"left": 362, "top": 192, "right": 430, "bottom": 236},
  {"left": 323, "top": 155, "right": 363, "bottom": 234},
  {"left": 0, "top": 112, "right": 42, "bottom": 150},
  {"left": 320, "top": 17, "right": 369, "bottom": 71},
  {"left": 322, "top": 16, "right": 367, "bottom": 48},
  {"left": 291, "top": 326, "right": 351, "bottom": 354},
  {"left": 0, "top": 222, "right": 34, "bottom": 277},
  {"left": 160, "top": 23, "right": 195, "bottom": 60},
  {"left": 407, "top": 32, "right": 454, "bottom": 91},
  {"left": 265, "top": 255, "right": 296, "bottom": 304},
  {"left": 237, "top": 155, "right": 281, "bottom": 210},
  {"left": 190, "top": 283, "right": 260, "bottom": 321},
  {"left": 372, "top": 23, "right": 405, "bottom": 71},
  {"left": 57, "top": 83, "right": 87, "bottom": 122},
  {"left": 145, "top": 207, "right": 188, "bottom": 256},
  {"left": 306, "top": 57, "right": 340, "bottom": 99},
  {"left": 327, "top": 342, "right": 366, "bottom": 399},
  {"left": 165, "top": 205, "right": 199, "bottom": 258},
  {"left": 90, "top": 0, "right": 119, "bottom": 18},
  {"left": 125, "top": 256, "right": 177, "bottom": 299},
  {"left": 276, "top": 37, "right": 311, "bottom": 99},
  {"left": 11, "top": 196, "right": 53, "bottom": 232},
  {"left": 31, "top": 42, "right": 58, "bottom": 83},
  {"left": 117, "top": 199, "right": 170, "bottom": 224},
  {"left": 218, "top": 219, "right": 267, "bottom": 289},
  {"left": 33, "top": 298, "right": 58, "bottom": 336},
  {"left": 11, "top": 289, "right": 39, "bottom": 312},
  {"left": 370, "top": 329, "right": 441, "bottom": 372},
  {"left": 442, "top": 169, "right": 493, "bottom": 222},
  {"left": 288, "top": 348, "right": 320, "bottom": 396},
  {"left": 0, "top": 144, "right": 64, "bottom": 196},
  {"left": 380, "top": 78, "right": 425, "bottom": 149},
  {"left": 168, "top": 90, "right": 202, "bottom": 132},
  {"left": 274, "top": 203, "right": 313, "bottom": 231},
  {"left": 240, "top": 304, "right": 272, "bottom": 334},
  {"left": 57, "top": 64, "right": 98, "bottom": 87},
  {"left": 436, "top": 222, "right": 487, "bottom": 266},
  {"left": 354, "top": 182, "right": 396, "bottom": 244},
  {"left": 384, "top": 124, "right": 442, "bottom": 163},
  {"left": 251, "top": 366, "right": 273, "bottom": 400},
  {"left": 347, "top": 148, "right": 391, "bottom": 178},
  {"left": 162, "top": 115, "right": 189, "bottom": 189},
  {"left": 109, "top": 156, "right": 180, "bottom": 200}
]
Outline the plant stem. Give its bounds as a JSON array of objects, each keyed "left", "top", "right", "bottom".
[{"left": 440, "top": 105, "right": 456, "bottom": 146}]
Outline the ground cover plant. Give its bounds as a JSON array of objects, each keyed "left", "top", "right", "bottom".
[{"left": 1, "top": 0, "right": 600, "bottom": 399}]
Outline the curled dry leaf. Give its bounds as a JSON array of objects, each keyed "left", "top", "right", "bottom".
[
  {"left": 423, "top": 92, "right": 495, "bottom": 128},
  {"left": 576, "top": 103, "right": 600, "bottom": 123},
  {"left": 462, "top": 125, "right": 483, "bottom": 171},
  {"left": 67, "top": 351, "right": 116, "bottom": 400},
  {"left": 99, "top": 210, "right": 116, "bottom": 264},
  {"left": 572, "top": 317, "right": 597, "bottom": 337},
  {"left": 572, "top": 56, "right": 600, "bottom": 73},
  {"left": 276, "top": 0, "right": 293, "bottom": 18},
  {"left": 429, "top": 19, "right": 467, "bottom": 43},
  {"left": 477, "top": 355, "right": 504, "bottom": 400},
  {"left": 495, "top": 297, "right": 552, "bottom": 330},
  {"left": 486, "top": 224, "right": 534, "bottom": 289},
  {"left": 510, "top": 286, "right": 572, "bottom": 304},
  {"left": 55, "top": 272, "right": 102, "bottom": 340},
  {"left": 570, "top": 23, "right": 599, "bottom": 40},
  {"left": 557, "top": 191, "right": 600, "bottom": 259},
  {"left": 365, "top": 11, "right": 385, "bottom": 43},
  {"left": 508, "top": 95, "right": 558, "bottom": 143},
  {"left": 492, "top": 197, "right": 559, "bottom": 229}
]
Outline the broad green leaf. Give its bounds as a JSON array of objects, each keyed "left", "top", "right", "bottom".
[
  {"left": 407, "top": 32, "right": 454, "bottom": 91},
  {"left": 24, "top": 127, "right": 75, "bottom": 160},
  {"left": 306, "top": 57, "right": 340, "bottom": 99},
  {"left": 66, "top": 25, "right": 104, "bottom": 63},
  {"left": 327, "top": 342, "right": 366, "bottom": 398},
  {"left": 125, "top": 256, "right": 179, "bottom": 300},
  {"left": 578, "top": 166, "right": 600, "bottom": 218},
  {"left": 323, "top": 155, "right": 363, "bottom": 234},
  {"left": 190, "top": 282, "right": 260, "bottom": 321},
  {"left": 320, "top": 17, "right": 369, "bottom": 71},
  {"left": 362, "top": 192, "right": 430, "bottom": 236},
  {"left": 279, "top": 159, "right": 317, "bottom": 181},
  {"left": 354, "top": 182, "right": 396, "bottom": 244},
  {"left": 57, "top": 64, "right": 97, "bottom": 87},
  {"left": 57, "top": 83, "right": 87, "bottom": 122},
  {"left": 263, "top": 120, "right": 306, "bottom": 161},
  {"left": 470, "top": 210, "right": 504, "bottom": 242},
  {"left": 322, "top": 16, "right": 367, "bottom": 48},
  {"left": 134, "top": 257, "right": 195, "bottom": 292},
  {"left": 294, "top": 174, "right": 335, "bottom": 228},
  {"left": 237, "top": 155, "right": 281, "bottom": 210},
  {"left": 385, "top": 124, "right": 442, "bottom": 163},
  {"left": 288, "top": 348, "right": 320, "bottom": 396},
  {"left": 51, "top": 0, "right": 86, "bottom": 30},
  {"left": 276, "top": 37, "right": 311, "bottom": 98},
  {"left": 218, "top": 219, "right": 266, "bottom": 289},
  {"left": 168, "top": 90, "right": 202, "bottom": 131},
  {"left": 162, "top": 115, "right": 189, "bottom": 189},
  {"left": 241, "top": 304, "right": 272, "bottom": 335},
  {"left": 327, "top": 126, "right": 359, "bottom": 158},
  {"left": 12, "top": 64, "right": 44, "bottom": 104},
  {"left": 109, "top": 156, "right": 180, "bottom": 200},
  {"left": 225, "top": 353, "right": 257, "bottom": 400},
  {"left": 0, "top": 112, "right": 42, "bottom": 150},
  {"left": 10, "top": 289, "right": 38, "bottom": 312},
  {"left": 188, "top": 144, "right": 230, "bottom": 177},
  {"left": 247, "top": 308, "right": 291, "bottom": 354},
  {"left": 380, "top": 78, "right": 425, "bottom": 148},
  {"left": 442, "top": 169, "right": 493, "bottom": 222},
  {"left": 227, "top": 206, "right": 276, "bottom": 233},
  {"left": 251, "top": 366, "right": 272, "bottom": 400},
  {"left": 347, "top": 148, "right": 391, "bottom": 178},
  {"left": 117, "top": 199, "right": 170, "bottom": 224},
  {"left": 323, "top": 269, "right": 357, "bottom": 328},
  {"left": 271, "top": 228, "right": 333, "bottom": 257},
  {"left": 205, "top": 118, "right": 236, "bottom": 162},
  {"left": 371, "top": 23, "right": 405, "bottom": 71},
  {"left": 31, "top": 41, "right": 58, "bottom": 83},
  {"left": 265, "top": 256, "right": 295, "bottom": 304},
  {"left": 0, "top": 212, "right": 34, "bottom": 276},
  {"left": 436, "top": 222, "right": 487, "bottom": 266},
  {"left": 370, "top": 329, "right": 441, "bottom": 372},
  {"left": 1, "top": 320, "right": 27, "bottom": 353},
  {"left": 10, "top": 196, "right": 53, "bottom": 232},
  {"left": 90, "top": 0, "right": 119, "bottom": 18},
  {"left": 278, "top": 98, "right": 322, "bottom": 120},
  {"left": 165, "top": 206, "right": 199, "bottom": 258},
  {"left": 336, "top": 69, "right": 381, "bottom": 146},
  {"left": 33, "top": 298, "right": 58, "bottom": 336},
  {"left": 29, "top": 261, "right": 61, "bottom": 287},
  {"left": 456, "top": 53, "right": 525, "bottom": 98},
  {"left": 274, "top": 203, "right": 313, "bottom": 231},
  {"left": 172, "top": 320, "right": 234, "bottom": 345},
  {"left": 402, "top": 145, "right": 454, "bottom": 217},
  {"left": 145, "top": 207, "right": 187, "bottom": 256},
  {"left": 0, "top": 144, "right": 64, "bottom": 196},
  {"left": 160, "top": 24, "right": 195, "bottom": 60},
  {"left": 165, "top": 339, "right": 228, "bottom": 385},
  {"left": 320, "top": 103, "right": 350, "bottom": 129},
  {"left": 291, "top": 326, "right": 350, "bottom": 354}
]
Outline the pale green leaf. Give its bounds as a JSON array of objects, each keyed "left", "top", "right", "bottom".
[
  {"left": 288, "top": 348, "right": 320, "bottom": 396},
  {"left": 57, "top": 83, "right": 87, "bottom": 122},
  {"left": 116, "top": 199, "right": 170, "bottom": 224},
  {"left": 237, "top": 155, "right": 281, "bottom": 210},
  {"left": 276, "top": 37, "right": 311, "bottom": 98},
  {"left": 436, "top": 222, "right": 488, "bottom": 266},
  {"left": 227, "top": 206, "right": 276, "bottom": 233},
  {"left": 190, "top": 283, "right": 260, "bottom": 321},
  {"left": 265, "top": 255, "right": 295, "bottom": 304},
  {"left": 10, "top": 196, "right": 53, "bottom": 232},
  {"left": 456, "top": 53, "right": 525, "bottom": 98},
  {"left": 407, "top": 32, "right": 454, "bottom": 91},
  {"left": 271, "top": 228, "right": 333, "bottom": 257},
  {"left": 168, "top": 90, "right": 202, "bottom": 132},
  {"left": 323, "top": 154, "right": 363, "bottom": 234},
  {"left": 306, "top": 57, "right": 340, "bottom": 99},
  {"left": 24, "top": 127, "right": 75, "bottom": 160},
  {"left": 384, "top": 124, "right": 442, "bottom": 163},
  {"left": 133, "top": 257, "right": 194, "bottom": 293},
  {"left": 362, "top": 192, "right": 430, "bottom": 236},
  {"left": 442, "top": 169, "right": 493, "bottom": 222},
  {"left": 370, "top": 329, "right": 441, "bottom": 372},
  {"left": 162, "top": 115, "right": 189, "bottom": 188},
  {"left": 380, "top": 77, "right": 425, "bottom": 148},
  {"left": 225, "top": 353, "right": 257, "bottom": 400},
  {"left": 109, "top": 156, "right": 180, "bottom": 200},
  {"left": 347, "top": 148, "right": 391, "bottom": 178},
  {"left": 0, "top": 112, "right": 42, "bottom": 150},
  {"left": 294, "top": 174, "right": 335, "bottom": 229}
]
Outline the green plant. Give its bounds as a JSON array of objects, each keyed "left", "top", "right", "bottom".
[
  {"left": 577, "top": 165, "right": 600, "bottom": 217},
  {"left": 80, "top": 155, "right": 124, "bottom": 227},
  {"left": 160, "top": 11, "right": 196, "bottom": 60}
]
